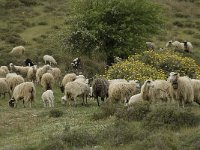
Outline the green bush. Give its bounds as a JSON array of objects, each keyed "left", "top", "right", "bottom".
[
  {"left": 115, "top": 101, "right": 151, "bottom": 121},
  {"left": 143, "top": 105, "right": 200, "bottom": 130},
  {"left": 49, "top": 109, "right": 63, "bottom": 118}
]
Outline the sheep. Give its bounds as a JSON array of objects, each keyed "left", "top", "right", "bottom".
[
  {"left": 141, "top": 80, "right": 173, "bottom": 103},
  {"left": 36, "top": 65, "right": 52, "bottom": 84},
  {"left": 6, "top": 73, "right": 24, "bottom": 92},
  {"left": 60, "top": 73, "right": 77, "bottom": 93},
  {"left": 166, "top": 40, "right": 193, "bottom": 53},
  {"left": 41, "top": 73, "right": 54, "bottom": 91},
  {"left": 43, "top": 55, "right": 57, "bottom": 66},
  {"left": 74, "top": 75, "right": 89, "bottom": 84},
  {"left": 71, "top": 57, "right": 81, "bottom": 70},
  {"left": 108, "top": 80, "right": 138, "bottom": 104},
  {"left": 0, "top": 66, "right": 9, "bottom": 74},
  {"left": 27, "top": 65, "right": 37, "bottom": 82},
  {"left": 183, "top": 41, "right": 193, "bottom": 53},
  {"left": 127, "top": 93, "right": 143, "bottom": 105},
  {"left": 47, "top": 67, "right": 62, "bottom": 85},
  {"left": 146, "top": 42, "right": 156, "bottom": 51},
  {"left": 165, "top": 40, "right": 173, "bottom": 48},
  {"left": 190, "top": 79, "right": 200, "bottom": 105},
  {"left": 0, "top": 68, "right": 6, "bottom": 78},
  {"left": 41, "top": 90, "right": 55, "bottom": 107},
  {"left": 64, "top": 81, "right": 90, "bottom": 106},
  {"left": 92, "top": 78, "right": 109, "bottom": 106},
  {"left": 8, "top": 82, "right": 36, "bottom": 108},
  {"left": 24, "top": 58, "right": 34, "bottom": 66},
  {"left": 168, "top": 72, "right": 194, "bottom": 108},
  {"left": 9, "top": 63, "right": 30, "bottom": 78},
  {"left": 10, "top": 46, "right": 25, "bottom": 56},
  {"left": 0, "top": 78, "right": 11, "bottom": 98},
  {"left": 61, "top": 95, "right": 66, "bottom": 104},
  {"left": 108, "top": 79, "right": 127, "bottom": 84}
]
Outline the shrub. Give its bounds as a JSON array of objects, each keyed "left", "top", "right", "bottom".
[
  {"left": 49, "top": 109, "right": 63, "bottom": 118},
  {"left": 115, "top": 101, "right": 151, "bottom": 121},
  {"left": 143, "top": 104, "right": 200, "bottom": 130},
  {"left": 4, "top": 0, "right": 22, "bottom": 9},
  {"left": 4, "top": 32, "right": 26, "bottom": 45},
  {"left": 173, "top": 21, "right": 184, "bottom": 27},
  {"left": 19, "top": 0, "right": 38, "bottom": 6},
  {"left": 38, "top": 21, "right": 48, "bottom": 25}
]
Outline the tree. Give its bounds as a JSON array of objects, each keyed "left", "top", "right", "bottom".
[{"left": 65, "top": 0, "right": 165, "bottom": 65}]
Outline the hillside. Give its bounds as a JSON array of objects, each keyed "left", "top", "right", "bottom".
[{"left": 0, "top": 0, "right": 200, "bottom": 150}]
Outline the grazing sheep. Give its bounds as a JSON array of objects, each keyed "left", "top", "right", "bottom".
[
  {"left": 27, "top": 65, "right": 37, "bottom": 82},
  {"left": 6, "top": 73, "right": 24, "bottom": 92},
  {"left": 183, "top": 41, "right": 193, "bottom": 53},
  {"left": 168, "top": 72, "right": 194, "bottom": 108},
  {"left": 24, "top": 58, "right": 34, "bottom": 66},
  {"left": 0, "top": 78, "right": 11, "bottom": 98},
  {"left": 166, "top": 40, "right": 193, "bottom": 53},
  {"left": 166, "top": 40, "right": 173, "bottom": 48},
  {"left": 146, "top": 42, "right": 156, "bottom": 51},
  {"left": 127, "top": 93, "right": 143, "bottom": 105},
  {"left": 71, "top": 57, "right": 81, "bottom": 70},
  {"left": 9, "top": 63, "right": 30, "bottom": 78},
  {"left": 0, "top": 68, "right": 6, "bottom": 78},
  {"left": 8, "top": 82, "right": 36, "bottom": 108},
  {"left": 43, "top": 55, "right": 57, "bottom": 65},
  {"left": 0, "top": 66, "right": 9, "bottom": 74},
  {"left": 47, "top": 67, "right": 62, "bottom": 85},
  {"left": 64, "top": 81, "right": 90, "bottom": 106},
  {"left": 36, "top": 65, "right": 52, "bottom": 84},
  {"left": 41, "top": 90, "right": 55, "bottom": 107},
  {"left": 60, "top": 73, "right": 77, "bottom": 93},
  {"left": 108, "top": 79, "right": 127, "bottom": 84},
  {"left": 10, "top": 46, "right": 25, "bottom": 56},
  {"left": 108, "top": 80, "right": 138, "bottom": 103},
  {"left": 141, "top": 80, "right": 173, "bottom": 103},
  {"left": 92, "top": 78, "right": 109, "bottom": 106},
  {"left": 74, "top": 75, "right": 88, "bottom": 84},
  {"left": 41, "top": 73, "right": 54, "bottom": 91},
  {"left": 190, "top": 79, "right": 200, "bottom": 105}
]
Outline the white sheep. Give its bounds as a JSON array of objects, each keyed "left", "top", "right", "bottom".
[
  {"left": 43, "top": 55, "right": 57, "bottom": 65},
  {"left": 146, "top": 42, "right": 156, "bottom": 51},
  {"left": 8, "top": 82, "right": 36, "bottom": 108},
  {"left": 74, "top": 74, "right": 89, "bottom": 84},
  {"left": 108, "top": 79, "right": 127, "bottom": 84},
  {"left": 141, "top": 80, "right": 173, "bottom": 103},
  {"left": 47, "top": 67, "right": 62, "bottom": 85},
  {"left": 183, "top": 41, "right": 193, "bottom": 53},
  {"left": 27, "top": 65, "right": 37, "bottom": 82},
  {"left": 36, "top": 65, "right": 52, "bottom": 84},
  {"left": 41, "top": 90, "right": 55, "bottom": 107},
  {"left": 10, "top": 46, "right": 25, "bottom": 56},
  {"left": 166, "top": 40, "right": 193, "bottom": 53},
  {"left": 9, "top": 63, "right": 30, "bottom": 78},
  {"left": 190, "top": 79, "right": 200, "bottom": 105},
  {"left": 108, "top": 80, "right": 138, "bottom": 104},
  {"left": 64, "top": 81, "right": 90, "bottom": 106},
  {"left": 0, "top": 78, "right": 11, "bottom": 98},
  {"left": 41, "top": 73, "right": 54, "bottom": 91},
  {"left": 61, "top": 95, "right": 66, "bottom": 104},
  {"left": 0, "top": 66, "right": 9, "bottom": 74},
  {"left": 6, "top": 73, "right": 24, "bottom": 92},
  {"left": 0, "top": 68, "right": 6, "bottom": 78},
  {"left": 168, "top": 72, "right": 194, "bottom": 108},
  {"left": 127, "top": 93, "right": 143, "bottom": 106},
  {"left": 60, "top": 73, "right": 77, "bottom": 93}
]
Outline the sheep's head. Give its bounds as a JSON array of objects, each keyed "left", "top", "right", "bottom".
[
  {"left": 144, "top": 80, "right": 154, "bottom": 88},
  {"left": 169, "top": 72, "right": 179, "bottom": 89},
  {"left": 9, "top": 98, "right": 15, "bottom": 108}
]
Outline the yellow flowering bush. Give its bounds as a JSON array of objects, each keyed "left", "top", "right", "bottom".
[
  {"left": 131, "top": 50, "right": 200, "bottom": 78},
  {"left": 105, "top": 60, "right": 166, "bottom": 82}
]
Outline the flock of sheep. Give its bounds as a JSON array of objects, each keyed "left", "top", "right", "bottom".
[{"left": 1, "top": 44, "right": 199, "bottom": 109}]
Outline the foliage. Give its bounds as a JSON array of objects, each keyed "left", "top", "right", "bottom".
[
  {"left": 49, "top": 109, "right": 63, "bottom": 118},
  {"left": 105, "top": 58, "right": 166, "bottom": 82},
  {"left": 65, "top": 0, "right": 165, "bottom": 59}
]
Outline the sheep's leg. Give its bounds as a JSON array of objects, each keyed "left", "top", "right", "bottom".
[
  {"left": 85, "top": 95, "right": 88, "bottom": 105},
  {"left": 43, "top": 102, "right": 46, "bottom": 108},
  {"left": 82, "top": 95, "right": 84, "bottom": 106},
  {"left": 101, "top": 97, "right": 104, "bottom": 102},
  {"left": 29, "top": 101, "right": 32, "bottom": 108},
  {"left": 14, "top": 101, "right": 17, "bottom": 108},
  {"left": 74, "top": 97, "right": 77, "bottom": 106},
  {"left": 23, "top": 100, "right": 26, "bottom": 108},
  {"left": 97, "top": 97, "right": 100, "bottom": 106}
]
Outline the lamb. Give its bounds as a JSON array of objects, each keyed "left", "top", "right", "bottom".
[
  {"left": 0, "top": 78, "right": 11, "bottom": 98},
  {"left": 36, "top": 65, "right": 52, "bottom": 84},
  {"left": 190, "top": 79, "right": 200, "bottom": 105},
  {"left": 0, "top": 66, "right": 9, "bottom": 74},
  {"left": 27, "top": 65, "right": 37, "bottom": 82},
  {"left": 108, "top": 80, "right": 138, "bottom": 103},
  {"left": 10, "top": 46, "right": 25, "bottom": 56},
  {"left": 168, "top": 72, "right": 194, "bottom": 108},
  {"left": 47, "top": 67, "right": 62, "bottom": 85},
  {"left": 92, "top": 78, "right": 109, "bottom": 106},
  {"left": 43, "top": 55, "right": 57, "bottom": 65},
  {"left": 141, "top": 80, "right": 173, "bottom": 103},
  {"left": 41, "top": 73, "right": 54, "bottom": 91},
  {"left": 9, "top": 63, "right": 30, "bottom": 78},
  {"left": 64, "top": 81, "right": 90, "bottom": 106},
  {"left": 6, "top": 73, "right": 24, "bottom": 92},
  {"left": 60, "top": 73, "right": 77, "bottom": 93},
  {"left": 146, "top": 42, "right": 156, "bottom": 51},
  {"left": 127, "top": 93, "right": 143, "bottom": 105},
  {"left": 41, "top": 90, "right": 55, "bottom": 107},
  {"left": 0, "top": 68, "right": 6, "bottom": 78},
  {"left": 8, "top": 82, "right": 36, "bottom": 108}
]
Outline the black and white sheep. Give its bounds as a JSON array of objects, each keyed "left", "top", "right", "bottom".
[{"left": 24, "top": 58, "right": 34, "bottom": 66}]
